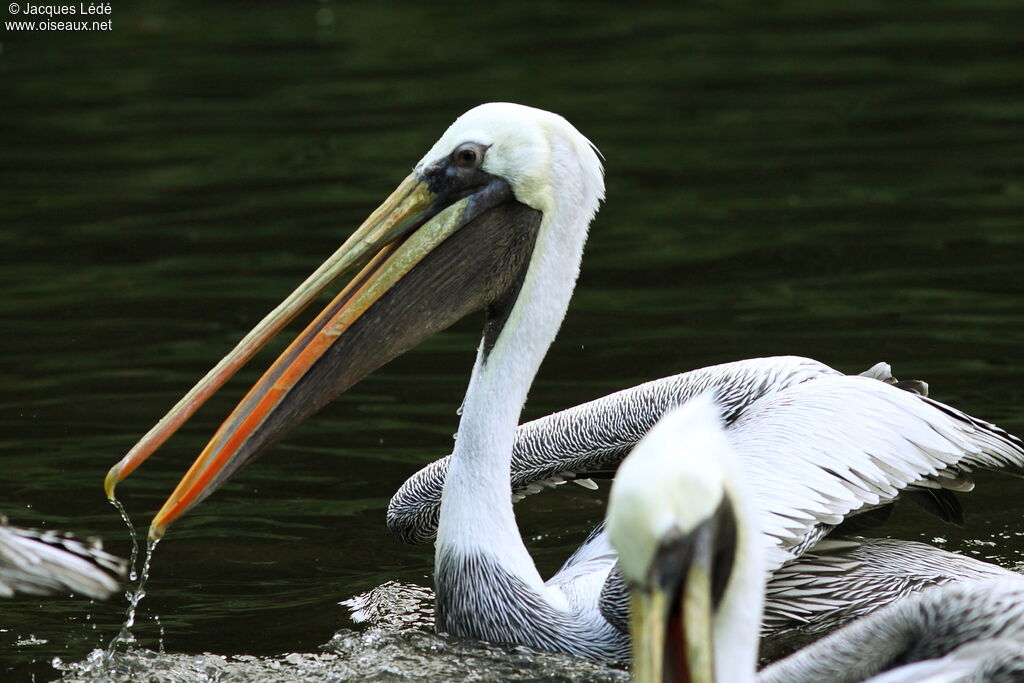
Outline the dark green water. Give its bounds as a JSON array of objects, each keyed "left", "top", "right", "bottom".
[{"left": 2, "top": 1, "right": 1023, "bottom": 680}]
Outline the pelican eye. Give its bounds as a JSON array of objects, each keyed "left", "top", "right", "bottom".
[{"left": 453, "top": 143, "right": 485, "bottom": 169}]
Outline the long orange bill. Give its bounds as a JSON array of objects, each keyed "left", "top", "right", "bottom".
[
  {"left": 103, "top": 173, "right": 439, "bottom": 502},
  {"left": 104, "top": 158, "right": 540, "bottom": 540}
]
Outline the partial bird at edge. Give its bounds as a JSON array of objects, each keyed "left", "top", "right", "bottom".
[{"left": 0, "top": 517, "right": 126, "bottom": 600}]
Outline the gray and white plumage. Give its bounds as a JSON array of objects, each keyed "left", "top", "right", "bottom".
[
  {"left": 436, "top": 545, "right": 628, "bottom": 661},
  {"left": 759, "top": 578, "right": 1024, "bottom": 683},
  {"left": 726, "top": 373, "right": 1023, "bottom": 572},
  {"left": 0, "top": 518, "right": 126, "bottom": 599},
  {"left": 763, "top": 536, "right": 1017, "bottom": 640},
  {"left": 389, "top": 355, "right": 924, "bottom": 545},
  {"left": 858, "top": 638, "right": 1024, "bottom": 683}
]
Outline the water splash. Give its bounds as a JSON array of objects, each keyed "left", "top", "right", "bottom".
[
  {"left": 341, "top": 580, "right": 435, "bottom": 631},
  {"left": 58, "top": 631, "right": 627, "bottom": 683},
  {"left": 58, "top": 579, "right": 626, "bottom": 682},
  {"left": 106, "top": 536, "right": 159, "bottom": 659}
]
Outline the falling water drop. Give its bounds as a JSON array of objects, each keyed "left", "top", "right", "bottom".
[
  {"left": 155, "top": 614, "right": 165, "bottom": 653},
  {"left": 105, "top": 501, "right": 161, "bottom": 664},
  {"left": 109, "top": 499, "right": 139, "bottom": 582}
]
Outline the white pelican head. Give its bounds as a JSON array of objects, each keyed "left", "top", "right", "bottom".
[{"left": 415, "top": 102, "right": 604, "bottom": 217}]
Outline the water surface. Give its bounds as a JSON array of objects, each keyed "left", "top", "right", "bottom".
[{"left": 2, "top": 1, "right": 1023, "bottom": 680}]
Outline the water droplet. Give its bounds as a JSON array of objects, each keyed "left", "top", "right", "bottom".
[
  {"left": 155, "top": 614, "right": 165, "bottom": 653},
  {"left": 110, "top": 499, "right": 140, "bottom": 582}
]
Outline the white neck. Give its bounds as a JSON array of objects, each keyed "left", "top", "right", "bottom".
[{"left": 435, "top": 134, "right": 600, "bottom": 594}]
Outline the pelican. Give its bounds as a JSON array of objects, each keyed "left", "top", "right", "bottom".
[
  {"left": 103, "top": 103, "right": 1024, "bottom": 661},
  {"left": 0, "top": 517, "right": 126, "bottom": 599},
  {"left": 386, "top": 356, "right": 1021, "bottom": 641},
  {"left": 607, "top": 396, "right": 1024, "bottom": 682}
]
